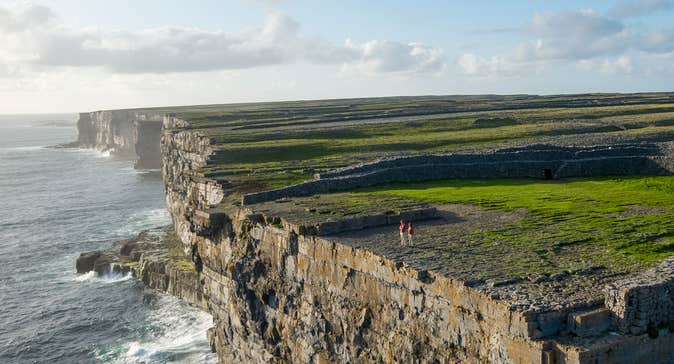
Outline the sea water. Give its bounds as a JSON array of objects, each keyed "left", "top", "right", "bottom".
[{"left": 0, "top": 115, "right": 216, "bottom": 363}]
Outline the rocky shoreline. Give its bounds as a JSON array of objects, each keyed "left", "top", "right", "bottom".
[{"left": 76, "top": 226, "right": 208, "bottom": 314}]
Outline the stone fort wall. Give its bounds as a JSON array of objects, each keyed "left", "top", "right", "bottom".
[{"left": 242, "top": 143, "right": 674, "bottom": 205}]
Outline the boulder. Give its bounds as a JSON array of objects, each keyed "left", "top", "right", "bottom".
[
  {"left": 76, "top": 251, "right": 101, "bottom": 273},
  {"left": 119, "top": 240, "right": 137, "bottom": 256},
  {"left": 92, "top": 252, "right": 119, "bottom": 275}
]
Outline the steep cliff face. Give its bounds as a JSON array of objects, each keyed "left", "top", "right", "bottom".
[
  {"left": 198, "top": 213, "right": 547, "bottom": 363},
  {"left": 161, "top": 115, "right": 222, "bottom": 247},
  {"left": 76, "top": 110, "right": 162, "bottom": 169},
  {"left": 160, "top": 115, "right": 674, "bottom": 364}
]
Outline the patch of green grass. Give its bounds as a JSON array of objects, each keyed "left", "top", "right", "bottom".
[
  {"left": 171, "top": 259, "right": 197, "bottom": 273},
  {"left": 167, "top": 244, "right": 186, "bottom": 257},
  {"left": 360, "top": 176, "right": 674, "bottom": 268}
]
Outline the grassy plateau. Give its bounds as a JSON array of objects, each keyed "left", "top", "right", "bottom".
[
  {"left": 354, "top": 176, "right": 674, "bottom": 273},
  {"left": 162, "top": 93, "right": 674, "bottom": 281}
]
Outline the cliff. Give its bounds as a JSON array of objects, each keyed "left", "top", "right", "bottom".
[
  {"left": 75, "top": 110, "right": 163, "bottom": 169},
  {"left": 159, "top": 103, "right": 674, "bottom": 363},
  {"left": 77, "top": 94, "right": 674, "bottom": 363}
]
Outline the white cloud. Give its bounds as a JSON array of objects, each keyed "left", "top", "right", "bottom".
[
  {"left": 457, "top": 53, "right": 520, "bottom": 76},
  {"left": 341, "top": 40, "right": 445, "bottom": 76},
  {"left": 530, "top": 9, "right": 623, "bottom": 39},
  {"left": 639, "top": 29, "right": 674, "bottom": 53},
  {"left": 459, "top": 6, "right": 674, "bottom": 77},
  {"left": 0, "top": 3, "right": 445, "bottom": 77},
  {"left": 0, "top": 3, "right": 54, "bottom": 32},
  {"left": 609, "top": 0, "right": 674, "bottom": 18},
  {"left": 524, "top": 10, "right": 630, "bottom": 61},
  {"left": 578, "top": 56, "right": 634, "bottom": 74}
]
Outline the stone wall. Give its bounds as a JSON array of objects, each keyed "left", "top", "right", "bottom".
[
  {"left": 317, "top": 144, "right": 668, "bottom": 179},
  {"left": 605, "top": 257, "right": 674, "bottom": 335},
  {"left": 242, "top": 144, "right": 674, "bottom": 205}
]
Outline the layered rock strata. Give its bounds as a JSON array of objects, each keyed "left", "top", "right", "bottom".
[{"left": 159, "top": 114, "right": 674, "bottom": 363}]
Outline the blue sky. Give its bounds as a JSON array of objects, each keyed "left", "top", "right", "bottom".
[{"left": 1, "top": 0, "right": 674, "bottom": 113}]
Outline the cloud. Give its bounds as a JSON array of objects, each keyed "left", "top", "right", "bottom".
[
  {"left": 524, "top": 9, "right": 674, "bottom": 60},
  {"left": 638, "top": 28, "right": 674, "bottom": 52},
  {"left": 530, "top": 9, "right": 623, "bottom": 39},
  {"left": 457, "top": 53, "right": 520, "bottom": 76},
  {"left": 341, "top": 40, "right": 445, "bottom": 76},
  {"left": 0, "top": 3, "right": 54, "bottom": 32},
  {"left": 459, "top": 6, "right": 674, "bottom": 77},
  {"left": 0, "top": 62, "right": 11, "bottom": 78},
  {"left": 578, "top": 56, "right": 634, "bottom": 74},
  {"left": 524, "top": 10, "right": 630, "bottom": 61},
  {"left": 0, "top": 3, "right": 445, "bottom": 76},
  {"left": 609, "top": 0, "right": 674, "bottom": 18}
]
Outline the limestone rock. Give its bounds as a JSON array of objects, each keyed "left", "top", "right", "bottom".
[{"left": 75, "top": 251, "right": 101, "bottom": 273}]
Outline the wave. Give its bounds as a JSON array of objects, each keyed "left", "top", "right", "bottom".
[
  {"left": 73, "top": 271, "right": 96, "bottom": 282},
  {"left": 100, "top": 295, "right": 216, "bottom": 364},
  {"left": 57, "top": 147, "right": 113, "bottom": 159},
  {"left": 73, "top": 271, "right": 133, "bottom": 284},
  {"left": 136, "top": 168, "right": 162, "bottom": 174},
  {"left": 0, "top": 145, "right": 45, "bottom": 151},
  {"left": 113, "top": 208, "right": 171, "bottom": 237},
  {"left": 30, "top": 121, "right": 77, "bottom": 128}
]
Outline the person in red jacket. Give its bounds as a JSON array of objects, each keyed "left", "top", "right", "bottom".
[
  {"left": 399, "top": 219, "right": 406, "bottom": 246},
  {"left": 407, "top": 222, "right": 414, "bottom": 245}
]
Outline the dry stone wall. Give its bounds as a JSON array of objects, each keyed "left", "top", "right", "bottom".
[
  {"left": 243, "top": 144, "right": 674, "bottom": 205},
  {"left": 605, "top": 257, "right": 674, "bottom": 335}
]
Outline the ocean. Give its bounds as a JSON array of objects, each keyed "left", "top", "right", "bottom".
[{"left": 0, "top": 115, "right": 216, "bottom": 364}]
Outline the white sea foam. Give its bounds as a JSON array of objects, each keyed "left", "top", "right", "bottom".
[
  {"left": 138, "top": 168, "right": 161, "bottom": 174},
  {"left": 73, "top": 271, "right": 133, "bottom": 283},
  {"left": 60, "top": 147, "right": 112, "bottom": 159},
  {"left": 105, "top": 295, "right": 216, "bottom": 364},
  {"left": 114, "top": 208, "right": 171, "bottom": 236},
  {"left": 96, "top": 149, "right": 112, "bottom": 158},
  {"left": 99, "top": 272, "right": 133, "bottom": 283},
  {"left": 0, "top": 145, "right": 45, "bottom": 151},
  {"left": 74, "top": 271, "right": 96, "bottom": 282}
]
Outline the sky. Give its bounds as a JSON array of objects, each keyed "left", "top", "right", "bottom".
[{"left": 1, "top": 0, "right": 674, "bottom": 113}]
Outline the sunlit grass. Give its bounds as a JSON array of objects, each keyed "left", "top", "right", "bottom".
[{"left": 360, "top": 176, "right": 674, "bottom": 269}]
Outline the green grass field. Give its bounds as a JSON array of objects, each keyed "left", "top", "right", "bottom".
[
  {"left": 358, "top": 176, "right": 674, "bottom": 271},
  {"left": 186, "top": 97, "right": 674, "bottom": 198}
]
